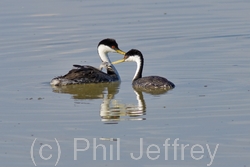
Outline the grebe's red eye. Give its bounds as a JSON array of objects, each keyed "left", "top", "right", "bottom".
[{"left": 111, "top": 46, "right": 115, "bottom": 49}]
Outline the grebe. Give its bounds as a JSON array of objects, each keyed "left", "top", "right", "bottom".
[
  {"left": 50, "top": 38, "right": 125, "bottom": 86},
  {"left": 112, "top": 49, "right": 175, "bottom": 90}
]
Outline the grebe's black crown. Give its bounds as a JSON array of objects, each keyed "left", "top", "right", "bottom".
[
  {"left": 125, "top": 49, "right": 143, "bottom": 57},
  {"left": 98, "top": 38, "right": 119, "bottom": 49}
]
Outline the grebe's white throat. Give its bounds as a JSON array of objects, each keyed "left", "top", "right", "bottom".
[{"left": 125, "top": 55, "right": 142, "bottom": 81}]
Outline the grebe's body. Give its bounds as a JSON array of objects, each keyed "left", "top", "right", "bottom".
[
  {"left": 50, "top": 39, "right": 125, "bottom": 86},
  {"left": 112, "top": 49, "right": 175, "bottom": 90},
  {"left": 132, "top": 75, "right": 174, "bottom": 89}
]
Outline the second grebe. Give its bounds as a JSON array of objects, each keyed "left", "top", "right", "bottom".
[{"left": 112, "top": 49, "right": 175, "bottom": 90}]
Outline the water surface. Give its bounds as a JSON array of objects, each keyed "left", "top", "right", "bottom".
[{"left": 1, "top": 0, "right": 250, "bottom": 167}]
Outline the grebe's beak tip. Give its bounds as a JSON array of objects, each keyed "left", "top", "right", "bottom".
[{"left": 115, "top": 49, "right": 126, "bottom": 55}]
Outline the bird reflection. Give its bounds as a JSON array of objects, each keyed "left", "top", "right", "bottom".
[
  {"left": 51, "top": 82, "right": 120, "bottom": 99},
  {"left": 51, "top": 83, "right": 146, "bottom": 123},
  {"left": 132, "top": 86, "right": 170, "bottom": 95},
  {"left": 100, "top": 88, "right": 146, "bottom": 124}
]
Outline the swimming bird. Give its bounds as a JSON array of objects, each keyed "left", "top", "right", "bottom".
[
  {"left": 112, "top": 49, "right": 175, "bottom": 90},
  {"left": 50, "top": 38, "right": 125, "bottom": 86}
]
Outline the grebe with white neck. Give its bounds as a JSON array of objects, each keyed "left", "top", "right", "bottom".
[
  {"left": 50, "top": 39, "right": 125, "bottom": 86},
  {"left": 112, "top": 49, "right": 175, "bottom": 90}
]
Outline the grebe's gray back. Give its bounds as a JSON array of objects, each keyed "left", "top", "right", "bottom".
[
  {"left": 50, "top": 38, "right": 125, "bottom": 86},
  {"left": 112, "top": 49, "right": 175, "bottom": 90}
]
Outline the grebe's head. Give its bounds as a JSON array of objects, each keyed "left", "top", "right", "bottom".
[
  {"left": 97, "top": 38, "right": 125, "bottom": 55},
  {"left": 112, "top": 49, "right": 143, "bottom": 64}
]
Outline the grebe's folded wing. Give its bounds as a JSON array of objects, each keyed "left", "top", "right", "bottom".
[{"left": 59, "top": 65, "right": 116, "bottom": 83}]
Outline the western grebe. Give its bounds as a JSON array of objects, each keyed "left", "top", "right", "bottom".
[
  {"left": 50, "top": 38, "right": 125, "bottom": 86},
  {"left": 112, "top": 49, "right": 175, "bottom": 90}
]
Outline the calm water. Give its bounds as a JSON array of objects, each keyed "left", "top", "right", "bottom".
[{"left": 1, "top": 0, "right": 250, "bottom": 167}]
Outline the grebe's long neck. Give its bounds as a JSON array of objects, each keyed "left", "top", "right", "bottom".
[
  {"left": 98, "top": 45, "right": 120, "bottom": 80},
  {"left": 132, "top": 55, "right": 144, "bottom": 81},
  {"left": 98, "top": 45, "right": 112, "bottom": 63}
]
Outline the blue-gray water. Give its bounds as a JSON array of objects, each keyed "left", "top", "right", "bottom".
[{"left": 1, "top": 0, "right": 250, "bottom": 167}]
